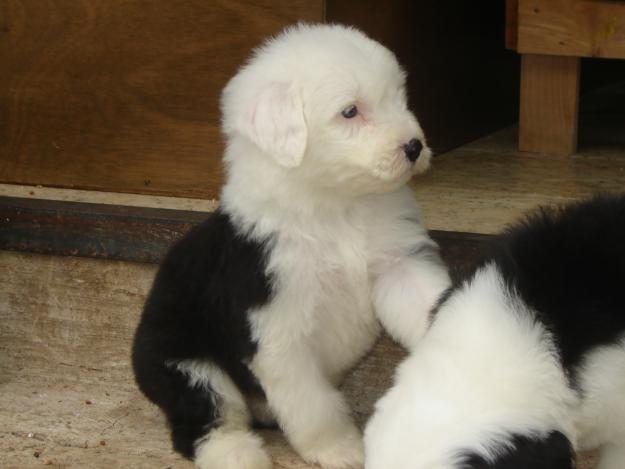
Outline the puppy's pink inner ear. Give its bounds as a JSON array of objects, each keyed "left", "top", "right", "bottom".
[{"left": 243, "top": 82, "right": 307, "bottom": 168}]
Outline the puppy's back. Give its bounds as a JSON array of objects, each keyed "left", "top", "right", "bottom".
[{"left": 484, "top": 194, "right": 625, "bottom": 370}]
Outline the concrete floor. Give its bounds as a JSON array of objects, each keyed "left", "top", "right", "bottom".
[
  {"left": 0, "top": 251, "right": 404, "bottom": 469},
  {"left": 0, "top": 250, "right": 600, "bottom": 469}
]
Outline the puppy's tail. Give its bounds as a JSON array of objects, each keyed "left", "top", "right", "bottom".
[{"left": 132, "top": 351, "right": 272, "bottom": 469}]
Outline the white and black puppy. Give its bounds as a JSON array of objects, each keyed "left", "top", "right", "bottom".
[
  {"left": 132, "top": 24, "right": 450, "bottom": 469},
  {"left": 365, "top": 194, "right": 625, "bottom": 469}
]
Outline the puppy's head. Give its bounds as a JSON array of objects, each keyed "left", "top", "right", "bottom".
[{"left": 221, "top": 23, "right": 431, "bottom": 195}]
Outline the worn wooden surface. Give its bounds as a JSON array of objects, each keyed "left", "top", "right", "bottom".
[
  {"left": 0, "top": 0, "right": 323, "bottom": 199},
  {"left": 0, "top": 197, "right": 207, "bottom": 263},
  {"left": 411, "top": 126, "right": 625, "bottom": 233},
  {"left": 517, "top": 0, "right": 625, "bottom": 59},
  {"left": 519, "top": 54, "right": 581, "bottom": 156},
  {"left": 0, "top": 250, "right": 599, "bottom": 468}
]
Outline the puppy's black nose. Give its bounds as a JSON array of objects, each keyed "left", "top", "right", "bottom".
[{"left": 403, "top": 138, "right": 423, "bottom": 163}]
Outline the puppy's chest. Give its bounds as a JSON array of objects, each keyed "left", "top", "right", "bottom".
[
  {"left": 274, "top": 223, "right": 372, "bottom": 313},
  {"left": 316, "top": 247, "right": 370, "bottom": 315},
  {"left": 300, "top": 234, "right": 380, "bottom": 372},
  {"left": 310, "top": 238, "right": 369, "bottom": 298},
  {"left": 254, "top": 220, "right": 380, "bottom": 371}
]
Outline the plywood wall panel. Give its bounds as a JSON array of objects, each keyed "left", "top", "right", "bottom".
[{"left": 0, "top": 0, "right": 323, "bottom": 198}]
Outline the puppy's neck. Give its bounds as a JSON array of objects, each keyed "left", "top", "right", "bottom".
[{"left": 220, "top": 141, "right": 357, "bottom": 239}]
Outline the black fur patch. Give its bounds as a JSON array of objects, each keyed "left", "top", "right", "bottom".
[
  {"left": 165, "top": 366, "right": 221, "bottom": 458},
  {"left": 460, "top": 431, "right": 575, "bottom": 469},
  {"left": 480, "top": 194, "right": 625, "bottom": 372},
  {"left": 132, "top": 210, "right": 273, "bottom": 458}
]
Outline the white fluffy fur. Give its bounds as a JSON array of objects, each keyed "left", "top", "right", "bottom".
[
  {"left": 195, "top": 429, "right": 272, "bottom": 469},
  {"left": 365, "top": 262, "right": 625, "bottom": 468},
  {"left": 575, "top": 340, "right": 625, "bottom": 469},
  {"left": 364, "top": 264, "right": 579, "bottom": 469},
  {"left": 173, "top": 361, "right": 272, "bottom": 469},
  {"left": 174, "top": 360, "right": 250, "bottom": 427},
  {"left": 214, "top": 23, "right": 450, "bottom": 468}
]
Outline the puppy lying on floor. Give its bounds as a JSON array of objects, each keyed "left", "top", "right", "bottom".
[
  {"left": 365, "top": 194, "right": 625, "bottom": 469},
  {"left": 132, "top": 24, "right": 450, "bottom": 469}
]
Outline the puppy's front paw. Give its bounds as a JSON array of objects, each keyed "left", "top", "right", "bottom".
[
  {"left": 300, "top": 429, "right": 364, "bottom": 469},
  {"left": 195, "top": 429, "right": 272, "bottom": 469},
  {"left": 373, "top": 258, "right": 451, "bottom": 350}
]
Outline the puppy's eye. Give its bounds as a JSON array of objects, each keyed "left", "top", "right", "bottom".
[{"left": 341, "top": 105, "right": 358, "bottom": 119}]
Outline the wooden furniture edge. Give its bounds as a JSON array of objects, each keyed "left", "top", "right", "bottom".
[{"left": 519, "top": 54, "right": 581, "bottom": 156}]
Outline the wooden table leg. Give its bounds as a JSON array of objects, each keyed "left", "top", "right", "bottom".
[{"left": 519, "top": 54, "right": 581, "bottom": 156}]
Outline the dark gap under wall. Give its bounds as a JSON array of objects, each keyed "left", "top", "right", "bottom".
[{"left": 580, "top": 60, "right": 625, "bottom": 148}]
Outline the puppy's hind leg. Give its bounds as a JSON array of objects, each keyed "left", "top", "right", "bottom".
[{"left": 167, "top": 360, "right": 272, "bottom": 469}]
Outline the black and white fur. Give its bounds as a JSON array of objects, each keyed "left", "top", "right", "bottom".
[
  {"left": 365, "top": 194, "right": 625, "bottom": 469},
  {"left": 132, "top": 24, "right": 450, "bottom": 469}
]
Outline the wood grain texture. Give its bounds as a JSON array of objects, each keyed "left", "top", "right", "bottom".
[
  {"left": 518, "top": 0, "right": 625, "bottom": 59},
  {"left": 0, "top": 0, "right": 323, "bottom": 199},
  {"left": 519, "top": 54, "right": 581, "bottom": 156}
]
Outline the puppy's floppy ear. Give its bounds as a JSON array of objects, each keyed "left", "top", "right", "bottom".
[{"left": 240, "top": 82, "right": 307, "bottom": 168}]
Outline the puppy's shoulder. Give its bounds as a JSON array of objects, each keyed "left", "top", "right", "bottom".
[
  {"left": 154, "top": 209, "right": 273, "bottom": 301},
  {"left": 170, "top": 209, "right": 267, "bottom": 255}
]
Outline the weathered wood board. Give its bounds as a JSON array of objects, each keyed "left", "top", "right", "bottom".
[{"left": 517, "top": 0, "right": 625, "bottom": 59}]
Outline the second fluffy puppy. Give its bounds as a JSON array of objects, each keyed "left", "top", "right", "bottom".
[{"left": 132, "top": 24, "right": 450, "bottom": 469}]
